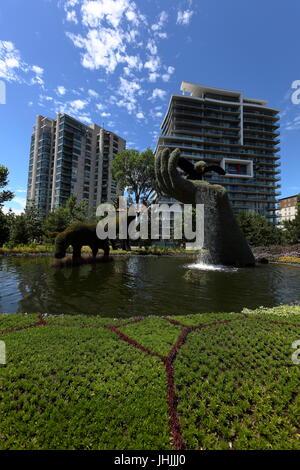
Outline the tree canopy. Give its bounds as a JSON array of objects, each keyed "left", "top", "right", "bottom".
[
  {"left": 0, "top": 165, "right": 14, "bottom": 206},
  {"left": 0, "top": 165, "right": 14, "bottom": 246},
  {"left": 111, "top": 148, "right": 157, "bottom": 206},
  {"left": 43, "top": 195, "right": 89, "bottom": 239},
  {"left": 237, "top": 212, "right": 282, "bottom": 247}
]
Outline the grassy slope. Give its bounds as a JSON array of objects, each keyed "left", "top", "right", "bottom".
[{"left": 0, "top": 306, "right": 300, "bottom": 450}]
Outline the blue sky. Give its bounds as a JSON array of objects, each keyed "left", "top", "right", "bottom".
[{"left": 1, "top": 0, "right": 300, "bottom": 214}]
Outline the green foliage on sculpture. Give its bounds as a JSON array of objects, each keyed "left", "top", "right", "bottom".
[
  {"left": 55, "top": 223, "right": 110, "bottom": 260},
  {"left": 155, "top": 148, "right": 255, "bottom": 267},
  {"left": 54, "top": 212, "right": 135, "bottom": 261}
]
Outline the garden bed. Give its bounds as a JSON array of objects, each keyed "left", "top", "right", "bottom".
[
  {"left": 1, "top": 306, "right": 300, "bottom": 450},
  {"left": 0, "top": 245, "right": 197, "bottom": 258},
  {"left": 252, "top": 244, "right": 300, "bottom": 263}
]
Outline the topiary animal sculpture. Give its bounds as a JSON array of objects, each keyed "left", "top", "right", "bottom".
[
  {"left": 55, "top": 223, "right": 110, "bottom": 261},
  {"left": 55, "top": 212, "right": 136, "bottom": 261}
]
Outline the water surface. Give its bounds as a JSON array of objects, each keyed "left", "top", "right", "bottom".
[{"left": 0, "top": 256, "right": 299, "bottom": 317}]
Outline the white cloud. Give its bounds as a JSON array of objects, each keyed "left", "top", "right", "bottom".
[
  {"left": 144, "top": 55, "right": 161, "bottom": 73},
  {"left": 151, "top": 11, "right": 168, "bottom": 31},
  {"left": 65, "top": 0, "right": 79, "bottom": 7},
  {"left": 32, "top": 65, "right": 44, "bottom": 75},
  {"left": 56, "top": 85, "right": 67, "bottom": 96},
  {"left": 156, "top": 32, "right": 167, "bottom": 39},
  {"left": 77, "top": 114, "right": 92, "bottom": 124},
  {"left": 81, "top": 0, "right": 136, "bottom": 29},
  {"left": 40, "top": 93, "right": 92, "bottom": 124},
  {"left": 31, "top": 75, "right": 44, "bottom": 86},
  {"left": 101, "top": 111, "right": 111, "bottom": 117},
  {"left": 69, "top": 99, "right": 88, "bottom": 111},
  {"left": 146, "top": 39, "right": 157, "bottom": 55},
  {"left": 0, "top": 41, "right": 20, "bottom": 81},
  {"left": 124, "top": 54, "right": 143, "bottom": 70},
  {"left": 150, "top": 88, "right": 166, "bottom": 100},
  {"left": 66, "top": 28, "right": 125, "bottom": 73},
  {"left": 177, "top": 10, "right": 194, "bottom": 25},
  {"left": 123, "top": 66, "right": 132, "bottom": 77},
  {"left": 126, "top": 10, "right": 136, "bottom": 23},
  {"left": 62, "top": 0, "right": 174, "bottom": 119},
  {"left": 117, "top": 76, "right": 141, "bottom": 113},
  {"left": 66, "top": 8, "right": 143, "bottom": 75},
  {"left": 285, "top": 116, "right": 300, "bottom": 131},
  {"left": 148, "top": 72, "right": 160, "bottom": 82},
  {"left": 14, "top": 196, "right": 26, "bottom": 208},
  {"left": 0, "top": 40, "right": 44, "bottom": 85},
  {"left": 66, "top": 10, "right": 78, "bottom": 24},
  {"left": 136, "top": 112, "right": 144, "bottom": 119},
  {"left": 88, "top": 88, "right": 99, "bottom": 98},
  {"left": 162, "top": 65, "right": 175, "bottom": 82},
  {"left": 3, "top": 195, "right": 26, "bottom": 215},
  {"left": 39, "top": 95, "right": 53, "bottom": 101}
]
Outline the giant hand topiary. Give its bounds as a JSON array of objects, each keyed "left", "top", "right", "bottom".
[{"left": 155, "top": 148, "right": 255, "bottom": 267}]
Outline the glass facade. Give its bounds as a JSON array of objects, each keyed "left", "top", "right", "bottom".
[{"left": 26, "top": 114, "right": 126, "bottom": 217}]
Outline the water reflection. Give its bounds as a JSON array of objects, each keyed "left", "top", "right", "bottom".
[{"left": 0, "top": 256, "right": 299, "bottom": 317}]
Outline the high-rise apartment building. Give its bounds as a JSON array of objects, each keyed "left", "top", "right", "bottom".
[
  {"left": 156, "top": 81, "right": 281, "bottom": 223},
  {"left": 26, "top": 114, "right": 126, "bottom": 217}
]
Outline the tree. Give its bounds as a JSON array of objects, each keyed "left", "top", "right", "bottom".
[
  {"left": 112, "top": 148, "right": 158, "bottom": 206},
  {"left": 0, "top": 165, "right": 14, "bottom": 205},
  {"left": 9, "top": 214, "right": 29, "bottom": 245},
  {"left": 0, "top": 165, "right": 14, "bottom": 246},
  {"left": 237, "top": 212, "right": 282, "bottom": 247},
  {"left": 43, "top": 195, "right": 89, "bottom": 240},
  {"left": 65, "top": 195, "right": 89, "bottom": 222},
  {"left": 0, "top": 210, "right": 10, "bottom": 246},
  {"left": 24, "top": 204, "right": 44, "bottom": 243},
  {"left": 7, "top": 204, "right": 44, "bottom": 246}
]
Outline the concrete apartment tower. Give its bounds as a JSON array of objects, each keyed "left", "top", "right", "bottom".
[
  {"left": 156, "top": 81, "right": 281, "bottom": 224},
  {"left": 26, "top": 114, "right": 126, "bottom": 217}
]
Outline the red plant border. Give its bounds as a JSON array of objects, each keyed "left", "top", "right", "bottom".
[{"left": 1, "top": 313, "right": 299, "bottom": 450}]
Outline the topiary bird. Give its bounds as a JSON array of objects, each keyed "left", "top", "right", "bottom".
[{"left": 177, "top": 157, "right": 226, "bottom": 181}]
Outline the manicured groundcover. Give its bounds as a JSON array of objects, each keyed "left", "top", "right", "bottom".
[{"left": 0, "top": 306, "right": 299, "bottom": 450}]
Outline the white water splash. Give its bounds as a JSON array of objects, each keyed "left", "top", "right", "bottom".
[{"left": 185, "top": 262, "right": 238, "bottom": 272}]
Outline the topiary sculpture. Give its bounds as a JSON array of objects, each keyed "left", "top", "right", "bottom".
[
  {"left": 155, "top": 148, "right": 255, "bottom": 267},
  {"left": 54, "top": 222, "right": 110, "bottom": 260}
]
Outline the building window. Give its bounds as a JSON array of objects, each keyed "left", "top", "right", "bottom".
[{"left": 221, "top": 158, "right": 253, "bottom": 178}]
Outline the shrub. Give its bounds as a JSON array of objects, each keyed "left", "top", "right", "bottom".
[{"left": 278, "top": 256, "right": 300, "bottom": 264}]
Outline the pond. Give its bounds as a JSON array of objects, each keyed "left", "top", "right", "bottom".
[{"left": 0, "top": 256, "right": 299, "bottom": 317}]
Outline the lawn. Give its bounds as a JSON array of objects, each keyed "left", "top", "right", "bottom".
[{"left": 0, "top": 306, "right": 299, "bottom": 450}]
